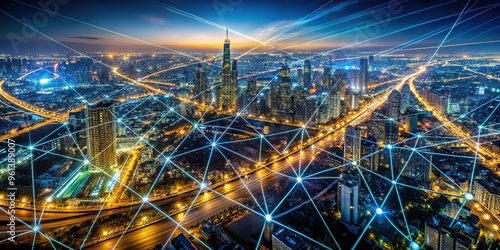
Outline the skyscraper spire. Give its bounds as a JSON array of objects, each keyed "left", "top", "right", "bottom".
[{"left": 226, "top": 27, "right": 228, "bottom": 39}]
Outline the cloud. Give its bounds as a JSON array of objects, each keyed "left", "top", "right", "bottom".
[
  {"left": 69, "top": 36, "right": 101, "bottom": 40},
  {"left": 141, "top": 15, "right": 167, "bottom": 25}
]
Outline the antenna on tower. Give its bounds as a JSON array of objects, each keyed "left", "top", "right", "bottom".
[{"left": 226, "top": 27, "right": 228, "bottom": 39}]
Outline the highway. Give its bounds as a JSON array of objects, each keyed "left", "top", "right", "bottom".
[{"left": 0, "top": 67, "right": 426, "bottom": 248}]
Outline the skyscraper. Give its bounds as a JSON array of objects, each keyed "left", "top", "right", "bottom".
[
  {"left": 338, "top": 177, "right": 359, "bottom": 225},
  {"left": 401, "top": 84, "right": 410, "bottom": 114},
  {"left": 303, "top": 60, "right": 312, "bottom": 89},
  {"left": 359, "top": 58, "right": 368, "bottom": 93},
  {"left": 344, "top": 125, "right": 361, "bottom": 165},
  {"left": 279, "top": 65, "right": 292, "bottom": 112},
  {"left": 368, "top": 55, "right": 374, "bottom": 71},
  {"left": 387, "top": 89, "right": 402, "bottom": 119},
  {"left": 85, "top": 101, "right": 117, "bottom": 173},
  {"left": 194, "top": 63, "right": 208, "bottom": 105},
  {"left": 220, "top": 28, "right": 237, "bottom": 111},
  {"left": 322, "top": 67, "right": 331, "bottom": 89}
]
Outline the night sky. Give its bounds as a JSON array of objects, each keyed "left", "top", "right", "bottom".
[{"left": 0, "top": 0, "right": 498, "bottom": 53}]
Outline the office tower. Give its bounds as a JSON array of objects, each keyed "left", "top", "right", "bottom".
[
  {"left": 297, "top": 68, "right": 303, "bottom": 85},
  {"left": 472, "top": 180, "right": 500, "bottom": 213},
  {"left": 401, "top": 84, "right": 410, "bottom": 113},
  {"left": 337, "top": 177, "right": 359, "bottom": 225},
  {"left": 348, "top": 92, "right": 360, "bottom": 111},
  {"left": 360, "top": 137, "right": 379, "bottom": 172},
  {"left": 303, "top": 60, "right": 312, "bottom": 89},
  {"left": 220, "top": 28, "right": 237, "bottom": 111},
  {"left": 194, "top": 63, "right": 208, "bottom": 105},
  {"left": 270, "top": 82, "right": 280, "bottom": 115},
  {"left": 388, "top": 89, "right": 402, "bottom": 119},
  {"left": 322, "top": 67, "right": 331, "bottom": 88},
  {"left": 368, "top": 55, "right": 374, "bottom": 71},
  {"left": 344, "top": 126, "right": 361, "bottom": 165},
  {"left": 272, "top": 228, "right": 310, "bottom": 250},
  {"left": 279, "top": 65, "right": 292, "bottom": 111},
  {"left": 401, "top": 150, "right": 431, "bottom": 183},
  {"left": 405, "top": 114, "right": 418, "bottom": 132},
  {"left": 85, "top": 101, "right": 117, "bottom": 173},
  {"left": 263, "top": 221, "right": 274, "bottom": 243},
  {"left": 359, "top": 58, "right": 368, "bottom": 93},
  {"left": 425, "top": 214, "right": 479, "bottom": 250},
  {"left": 302, "top": 95, "right": 317, "bottom": 125},
  {"left": 247, "top": 80, "right": 257, "bottom": 96}
]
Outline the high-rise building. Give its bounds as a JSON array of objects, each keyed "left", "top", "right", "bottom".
[
  {"left": 368, "top": 55, "right": 374, "bottom": 71},
  {"left": 219, "top": 28, "right": 237, "bottom": 111},
  {"left": 344, "top": 126, "right": 361, "bottom": 165},
  {"left": 472, "top": 180, "right": 500, "bottom": 213},
  {"left": 322, "top": 67, "right": 331, "bottom": 89},
  {"left": 360, "top": 137, "right": 379, "bottom": 172},
  {"left": 303, "top": 60, "right": 312, "bottom": 89},
  {"left": 359, "top": 58, "right": 368, "bottom": 93},
  {"left": 279, "top": 65, "right": 292, "bottom": 112},
  {"left": 404, "top": 114, "right": 418, "bottom": 132},
  {"left": 85, "top": 101, "right": 117, "bottom": 173},
  {"left": 338, "top": 176, "right": 359, "bottom": 225},
  {"left": 388, "top": 89, "right": 402, "bottom": 119},
  {"left": 193, "top": 63, "right": 208, "bottom": 105},
  {"left": 272, "top": 228, "right": 310, "bottom": 250},
  {"left": 401, "top": 84, "right": 410, "bottom": 113},
  {"left": 425, "top": 214, "right": 479, "bottom": 250}
]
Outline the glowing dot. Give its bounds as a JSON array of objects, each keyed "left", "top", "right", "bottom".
[
  {"left": 352, "top": 161, "right": 357, "bottom": 166},
  {"left": 478, "top": 125, "right": 483, "bottom": 129},
  {"left": 391, "top": 180, "right": 396, "bottom": 185},
  {"left": 386, "top": 144, "right": 393, "bottom": 149},
  {"left": 312, "top": 144, "right": 315, "bottom": 149},
  {"left": 236, "top": 112, "right": 240, "bottom": 116},
  {"left": 465, "top": 193, "right": 473, "bottom": 201},
  {"left": 265, "top": 214, "right": 272, "bottom": 222},
  {"left": 46, "top": 197, "right": 53, "bottom": 202},
  {"left": 117, "top": 118, "right": 122, "bottom": 123},
  {"left": 39, "top": 78, "right": 50, "bottom": 84},
  {"left": 388, "top": 118, "right": 394, "bottom": 122},
  {"left": 83, "top": 159, "right": 89, "bottom": 164},
  {"left": 411, "top": 147, "right": 416, "bottom": 151},
  {"left": 200, "top": 182, "right": 207, "bottom": 189},
  {"left": 417, "top": 134, "right": 422, "bottom": 138},
  {"left": 410, "top": 242, "right": 420, "bottom": 250},
  {"left": 302, "top": 124, "right": 306, "bottom": 128},
  {"left": 63, "top": 122, "right": 68, "bottom": 125},
  {"left": 260, "top": 134, "right": 264, "bottom": 138},
  {"left": 33, "top": 226, "right": 39, "bottom": 232},
  {"left": 142, "top": 196, "right": 148, "bottom": 202},
  {"left": 212, "top": 142, "right": 216, "bottom": 147},
  {"left": 28, "top": 145, "right": 34, "bottom": 150},
  {"left": 297, "top": 177, "right": 302, "bottom": 183},
  {"left": 376, "top": 208, "right": 383, "bottom": 215},
  {"left": 166, "top": 157, "right": 170, "bottom": 162},
  {"left": 169, "top": 107, "right": 174, "bottom": 111},
  {"left": 460, "top": 115, "right": 465, "bottom": 118}
]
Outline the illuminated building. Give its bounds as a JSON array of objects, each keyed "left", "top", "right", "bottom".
[
  {"left": 303, "top": 60, "right": 312, "bottom": 89},
  {"left": 338, "top": 176, "right": 359, "bottom": 228},
  {"left": 344, "top": 125, "right": 361, "bottom": 165},
  {"left": 472, "top": 180, "right": 500, "bottom": 213},
  {"left": 359, "top": 58, "right": 368, "bottom": 93},
  {"left": 193, "top": 63, "right": 208, "bottom": 105},
  {"left": 85, "top": 101, "right": 117, "bottom": 173},
  {"left": 388, "top": 89, "right": 402, "bottom": 119},
  {"left": 219, "top": 28, "right": 237, "bottom": 111},
  {"left": 272, "top": 228, "right": 310, "bottom": 250}
]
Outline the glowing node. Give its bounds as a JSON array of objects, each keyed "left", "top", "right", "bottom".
[
  {"left": 39, "top": 78, "right": 50, "bottom": 84},
  {"left": 46, "top": 197, "right": 53, "bottom": 202},
  {"left": 33, "top": 226, "right": 39, "bottom": 232},
  {"left": 391, "top": 180, "right": 396, "bottom": 185},
  {"left": 212, "top": 142, "right": 216, "bottom": 147},
  {"left": 200, "top": 182, "right": 207, "bottom": 189},
  {"left": 417, "top": 134, "right": 422, "bottom": 138},
  {"left": 142, "top": 196, "right": 148, "bottom": 202},
  {"left": 166, "top": 157, "right": 170, "bottom": 162},
  {"left": 260, "top": 134, "right": 264, "bottom": 138},
  {"left": 352, "top": 161, "right": 357, "bottom": 166},
  {"left": 410, "top": 242, "right": 420, "bottom": 250},
  {"left": 236, "top": 112, "right": 240, "bottom": 116},
  {"left": 411, "top": 147, "right": 416, "bottom": 151},
  {"left": 169, "top": 107, "right": 174, "bottom": 111},
  {"left": 386, "top": 144, "right": 393, "bottom": 150},
  {"left": 297, "top": 177, "right": 302, "bottom": 183},
  {"left": 478, "top": 125, "right": 483, "bottom": 129},
  {"left": 117, "top": 118, "right": 122, "bottom": 123},
  {"left": 83, "top": 159, "right": 89, "bottom": 165},
  {"left": 460, "top": 115, "right": 465, "bottom": 118},
  {"left": 311, "top": 144, "right": 315, "bottom": 149},
  {"left": 388, "top": 118, "right": 394, "bottom": 122},
  {"left": 265, "top": 214, "right": 272, "bottom": 222},
  {"left": 302, "top": 124, "right": 306, "bottom": 128},
  {"left": 63, "top": 122, "right": 68, "bottom": 125},
  {"left": 376, "top": 208, "right": 383, "bottom": 215},
  {"left": 465, "top": 193, "right": 473, "bottom": 201},
  {"left": 28, "top": 145, "right": 34, "bottom": 150}
]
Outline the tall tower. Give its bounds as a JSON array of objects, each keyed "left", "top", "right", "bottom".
[
  {"left": 322, "top": 67, "right": 331, "bottom": 89},
  {"left": 338, "top": 177, "right": 359, "bottom": 225},
  {"left": 387, "top": 89, "right": 402, "bottom": 119},
  {"left": 303, "top": 60, "right": 312, "bottom": 89},
  {"left": 279, "top": 65, "right": 291, "bottom": 111},
  {"left": 85, "top": 101, "right": 117, "bottom": 173},
  {"left": 194, "top": 63, "right": 208, "bottom": 105},
  {"left": 359, "top": 58, "right": 368, "bottom": 93},
  {"left": 220, "top": 28, "right": 236, "bottom": 111},
  {"left": 401, "top": 84, "right": 410, "bottom": 114},
  {"left": 344, "top": 125, "right": 361, "bottom": 165}
]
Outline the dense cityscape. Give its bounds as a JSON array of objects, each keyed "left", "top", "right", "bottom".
[{"left": 0, "top": 0, "right": 499, "bottom": 249}]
